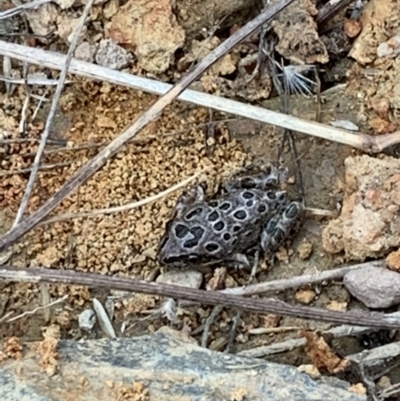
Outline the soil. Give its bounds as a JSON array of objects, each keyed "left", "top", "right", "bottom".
[{"left": 1, "top": 0, "right": 400, "bottom": 392}]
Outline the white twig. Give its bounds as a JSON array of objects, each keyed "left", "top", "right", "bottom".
[
  {"left": 0, "top": 41, "right": 399, "bottom": 152},
  {"left": 0, "top": 75, "right": 72, "bottom": 85},
  {"left": 11, "top": 0, "right": 95, "bottom": 228},
  {"left": 4, "top": 295, "right": 68, "bottom": 323},
  {"left": 38, "top": 171, "right": 202, "bottom": 226},
  {"left": 0, "top": 0, "right": 56, "bottom": 19}
]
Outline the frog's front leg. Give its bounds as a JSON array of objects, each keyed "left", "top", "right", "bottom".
[{"left": 261, "top": 201, "right": 303, "bottom": 254}]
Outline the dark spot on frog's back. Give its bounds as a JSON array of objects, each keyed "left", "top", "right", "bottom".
[
  {"left": 207, "top": 211, "right": 219, "bottom": 222},
  {"left": 223, "top": 232, "right": 231, "bottom": 241},
  {"left": 242, "top": 191, "right": 255, "bottom": 199},
  {"left": 285, "top": 202, "right": 301, "bottom": 219},
  {"left": 219, "top": 202, "right": 231, "bottom": 211},
  {"left": 233, "top": 209, "right": 247, "bottom": 220},
  {"left": 258, "top": 204, "right": 267, "bottom": 213},
  {"left": 174, "top": 223, "right": 189, "bottom": 238},
  {"left": 214, "top": 221, "right": 225, "bottom": 231},
  {"left": 183, "top": 226, "right": 205, "bottom": 249},
  {"left": 185, "top": 207, "right": 203, "bottom": 220},
  {"left": 205, "top": 243, "right": 219, "bottom": 252}
]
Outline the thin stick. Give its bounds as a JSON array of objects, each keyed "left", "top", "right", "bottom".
[
  {"left": 37, "top": 172, "right": 202, "bottom": 226},
  {"left": 1, "top": 40, "right": 398, "bottom": 152},
  {"left": 221, "top": 260, "right": 385, "bottom": 296},
  {"left": 0, "top": 162, "right": 73, "bottom": 177},
  {"left": 1, "top": 266, "right": 400, "bottom": 329},
  {"left": 238, "top": 311, "right": 400, "bottom": 358},
  {"left": 0, "top": 0, "right": 296, "bottom": 251},
  {"left": 4, "top": 295, "right": 68, "bottom": 323},
  {"left": 0, "top": 0, "right": 55, "bottom": 19},
  {"left": 11, "top": 0, "right": 96, "bottom": 230},
  {"left": 0, "top": 75, "right": 72, "bottom": 85},
  {"left": 316, "top": 0, "right": 354, "bottom": 25}
]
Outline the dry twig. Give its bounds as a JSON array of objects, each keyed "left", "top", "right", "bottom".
[
  {"left": 1, "top": 266, "right": 400, "bottom": 329},
  {"left": 0, "top": 0, "right": 297, "bottom": 251}
]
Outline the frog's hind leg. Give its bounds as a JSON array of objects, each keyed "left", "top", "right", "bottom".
[{"left": 261, "top": 201, "right": 304, "bottom": 255}]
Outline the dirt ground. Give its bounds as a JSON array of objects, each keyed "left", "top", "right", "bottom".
[{"left": 1, "top": 0, "right": 400, "bottom": 390}]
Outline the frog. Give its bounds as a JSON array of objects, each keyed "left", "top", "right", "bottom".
[{"left": 157, "top": 166, "right": 303, "bottom": 269}]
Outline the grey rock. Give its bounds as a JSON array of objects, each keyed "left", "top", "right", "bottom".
[
  {"left": 78, "top": 308, "right": 96, "bottom": 331},
  {"left": 0, "top": 327, "right": 365, "bottom": 401},
  {"left": 344, "top": 265, "right": 400, "bottom": 308},
  {"left": 95, "top": 39, "right": 133, "bottom": 70}
]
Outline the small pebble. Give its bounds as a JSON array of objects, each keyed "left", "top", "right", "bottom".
[
  {"left": 156, "top": 269, "right": 203, "bottom": 289},
  {"left": 295, "top": 289, "right": 316, "bottom": 304},
  {"left": 78, "top": 308, "right": 96, "bottom": 332}
]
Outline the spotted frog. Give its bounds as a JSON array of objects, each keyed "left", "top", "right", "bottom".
[{"left": 157, "top": 167, "right": 303, "bottom": 269}]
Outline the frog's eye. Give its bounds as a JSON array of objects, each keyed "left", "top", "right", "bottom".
[
  {"left": 266, "top": 191, "right": 276, "bottom": 200},
  {"left": 185, "top": 207, "right": 204, "bottom": 220},
  {"left": 205, "top": 243, "right": 219, "bottom": 253}
]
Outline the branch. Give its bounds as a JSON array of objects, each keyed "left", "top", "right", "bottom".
[{"left": 1, "top": 266, "right": 400, "bottom": 329}]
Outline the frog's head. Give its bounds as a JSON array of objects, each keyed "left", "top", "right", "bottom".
[{"left": 157, "top": 219, "right": 206, "bottom": 268}]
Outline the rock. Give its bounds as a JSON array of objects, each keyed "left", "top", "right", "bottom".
[
  {"left": 78, "top": 308, "right": 96, "bottom": 332},
  {"left": 344, "top": 265, "right": 400, "bottom": 308},
  {"left": 95, "top": 39, "right": 133, "bottom": 70},
  {"left": 105, "top": 0, "right": 185, "bottom": 73},
  {"left": 0, "top": 327, "right": 366, "bottom": 401},
  {"left": 74, "top": 42, "right": 96, "bottom": 63},
  {"left": 156, "top": 269, "right": 203, "bottom": 289},
  {"left": 386, "top": 248, "right": 400, "bottom": 271},
  {"left": 25, "top": 3, "right": 58, "bottom": 42},
  {"left": 323, "top": 155, "right": 400, "bottom": 260}
]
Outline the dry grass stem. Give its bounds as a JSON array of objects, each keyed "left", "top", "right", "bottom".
[
  {"left": 221, "top": 260, "right": 385, "bottom": 296},
  {"left": 4, "top": 295, "right": 68, "bottom": 323},
  {"left": 38, "top": 172, "right": 202, "bottom": 226}
]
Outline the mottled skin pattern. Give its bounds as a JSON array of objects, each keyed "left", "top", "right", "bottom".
[{"left": 157, "top": 167, "right": 303, "bottom": 269}]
